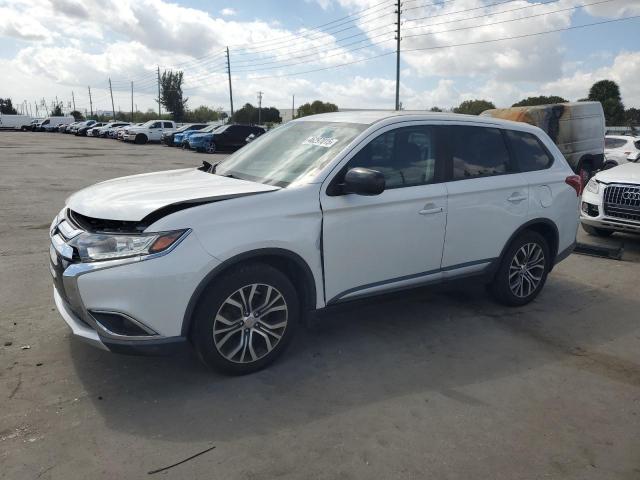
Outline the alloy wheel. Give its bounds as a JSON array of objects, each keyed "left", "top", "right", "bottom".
[
  {"left": 508, "top": 242, "right": 545, "bottom": 299},
  {"left": 213, "top": 284, "right": 288, "bottom": 364}
]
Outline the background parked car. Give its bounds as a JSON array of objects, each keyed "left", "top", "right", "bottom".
[
  {"left": 82, "top": 122, "right": 107, "bottom": 136},
  {"left": 162, "top": 123, "right": 209, "bottom": 146},
  {"left": 33, "top": 116, "right": 75, "bottom": 131},
  {"left": 72, "top": 120, "right": 97, "bottom": 135},
  {"left": 604, "top": 135, "right": 640, "bottom": 167},
  {"left": 174, "top": 124, "right": 222, "bottom": 148},
  {"left": 96, "top": 122, "right": 130, "bottom": 138},
  {"left": 190, "top": 124, "right": 266, "bottom": 153}
]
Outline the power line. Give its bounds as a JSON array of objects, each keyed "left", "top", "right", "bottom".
[
  {"left": 246, "top": 14, "right": 640, "bottom": 80},
  {"left": 403, "top": 0, "right": 618, "bottom": 40}
]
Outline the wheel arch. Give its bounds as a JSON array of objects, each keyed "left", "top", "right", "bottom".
[
  {"left": 488, "top": 218, "right": 560, "bottom": 278},
  {"left": 181, "top": 248, "right": 318, "bottom": 337}
]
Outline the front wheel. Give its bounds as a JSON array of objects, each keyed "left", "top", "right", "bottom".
[
  {"left": 191, "top": 264, "right": 298, "bottom": 375},
  {"left": 490, "top": 231, "right": 550, "bottom": 307},
  {"left": 582, "top": 224, "right": 614, "bottom": 237},
  {"left": 134, "top": 133, "right": 147, "bottom": 145},
  {"left": 206, "top": 141, "right": 217, "bottom": 154}
]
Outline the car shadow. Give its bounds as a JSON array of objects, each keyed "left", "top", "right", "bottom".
[{"left": 69, "top": 270, "right": 640, "bottom": 444}]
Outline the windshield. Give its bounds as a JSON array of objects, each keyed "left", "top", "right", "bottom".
[{"left": 215, "top": 121, "right": 367, "bottom": 187}]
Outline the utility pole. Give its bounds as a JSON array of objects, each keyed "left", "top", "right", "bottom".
[
  {"left": 42, "top": 98, "right": 49, "bottom": 116},
  {"left": 108, "top": 78, "right": 116, "bottom": 119},
  {"left": 71, "top": 91, "right": 76, "bottom": 111},
  {"left": 157, "top": 66, "right": 162, "bottom": 117},
  {"left": 225, "top": 47, "right": 234, "bottom": 118},
  {"left": 88, "top": 86, "right": 93, "bottom": 117},
  {"left": 34, "top": 102, "right": 39, "bottom": 117},
  {"left": 292, "top": 94, "right": 295, "bottom": 121},
  {"left": 395, "top": 0, "right": 401, "bottom": 111},
  {"left": 257, "top": 91, "right": 263, "bottom": 125},
  {"left": 131, "top": 81, "right": 134, "bottom": 122}
]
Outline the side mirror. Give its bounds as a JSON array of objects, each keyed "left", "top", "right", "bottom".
[{"left": 343, "top": 167, "right": 385, "bottom": 196}]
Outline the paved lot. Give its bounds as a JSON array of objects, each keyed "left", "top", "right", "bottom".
[{"left": 1, "top": 131, "right": 639, "bottom": 479}]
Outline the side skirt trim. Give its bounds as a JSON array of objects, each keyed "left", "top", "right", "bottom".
[{"left": 327, "top": 258, "right": 496, "bottom": 305}]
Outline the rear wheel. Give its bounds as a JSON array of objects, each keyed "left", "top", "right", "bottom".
[
  {"left": 206, "top": 141, "right": 217, "bottom": 154},
  {"left": 192, "top": 263, "right": 299, "bottom": 375},
  {"left": 582, "top": 224, "right": 614, "bottom": 237},
  {"left": 490, "top": 231, "right": 550, "bottom": 306}
]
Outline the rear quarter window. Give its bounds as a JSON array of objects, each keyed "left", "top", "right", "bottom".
[
  {"left": 449, "top": 126, "right": 511, "bottom": 180},
  {"left": 506, "top": 130, "right": 553, "bottom": 172}
]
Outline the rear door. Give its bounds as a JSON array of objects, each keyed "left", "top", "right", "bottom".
[{"left": 441, "top": 124, "right": 529, "bottom": 270}]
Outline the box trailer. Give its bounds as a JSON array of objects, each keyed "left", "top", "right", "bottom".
[
  {"left": 0, "top": 114, "right": 34, "bottom": 131},
  {"left": 481, "top": 101, "right": 605, "bottom": 182}
]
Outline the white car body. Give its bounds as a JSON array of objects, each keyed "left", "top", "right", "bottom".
[
  {"left": 50, "top": 111, "right": 580, "bottom": 371},
  {"left": 124, "top": 120, "right": 176, "bottom": 143},
  {"left": 604, "top": 135, "right": 640, "bottom": 166},
  {"left": 581, "top": 162, "right": 640, "bottom": 234},
  {"left": 0, "top": 114, "right": 33, "bottom": 130},
  {"left": 37, "top": 116, "right": 75, "bottom": 131}
]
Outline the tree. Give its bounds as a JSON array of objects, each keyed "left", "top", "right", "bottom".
[
  {"left": 70, "top": 110, "right": 84, "bottom": 121},
  {"left": 297, "top": 100, "right": 338, "bottom": 118},
  {"left": 185, "top": 105, "right": 220, "bottom": 123},
  {"left": 231, "top": 103, "right": 281, "bottom": 124},
  {"left": 429, "top": 106, "right": 443, "bottom": 112},
  {"left": 625, "top": 108, "right": 640, "bottom": 127},
  {"left": 0, "top": 98, "right": 17, "bottom": 114},
  {"left": 587, "top": 80, "right": 625, "bottom": 125},
  {"left": 453, "top": 99, "right": 495, "bottom": 115},
  {"left": 51, "top": 103, "right": 63, "bottom": 116},
  {"left": 512, "top": 96, "right": 568, "bottom": 107},
  {"left": 159, "top": 70, "right": 188, "bottom": 121}
]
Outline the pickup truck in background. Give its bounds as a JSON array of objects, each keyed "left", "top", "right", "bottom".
[{"left": 124, "top": 120, "right": 177, "bottom": 144}]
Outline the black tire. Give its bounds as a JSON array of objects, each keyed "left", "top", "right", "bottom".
[
  {"left": 134, "top": 133, "right": 147, "bottom": 145},
  {"left": 182, "top": 141, "right": 189, "bottom": 150},
  {"left": 21, "top": 126, "right": 28, "bottom": 132},
  {"left": 191, "top": 263, "right": 299, "bottom": 375},
  {"left": 581, "top": 223, "right": 614, "bottom": 237},
  {"left": 489, "top": 231, "right": 551, "bottom": 307},
  {"left": 206, "top": 141, "right": 217, "bottom": 154}
]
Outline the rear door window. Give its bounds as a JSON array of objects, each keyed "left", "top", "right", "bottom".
[
  {"left": 505, "top": 130, "right": 553, "bottom": 172},
  {"left": 448, "top": 126, "right": 511, "bottom": 180},
  {"left": 163, "top": 122, "right": 173, "bottom": 128}
]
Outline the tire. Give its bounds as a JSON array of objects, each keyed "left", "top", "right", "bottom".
[
  {"left": 582, "top": 224, "right": 614, "bottom": 237},
  {"left": 489, "top": 231, "right": 551, "bottom": 307},
  {"left": 134, "top": 133, "right": 147, "bottom": 145},
  {"left": 602, "top": 161, "right": 618, "bottom": 170},
  {"left": 206, "top": 141, "right": 217, "bottom": 154},
  {"left": 21, "top": 126, "right": 28, "bottom": 132},
  {"left": 182, "top": 141, "right": 189, "bottom": 150},
  {"left": 191, "top": 263, "right": 299, "bottom": 375}
]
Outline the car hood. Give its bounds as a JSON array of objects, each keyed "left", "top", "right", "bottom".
[
  {"left": 66, "top": 168, "right": 279, "bottom": 222},
  {"left": 596, "top": 162, "right": 640, "bottom": 184}
]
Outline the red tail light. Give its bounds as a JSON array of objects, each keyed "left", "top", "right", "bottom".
[{"left": 565, "top": 175, "right": 583, "bottom": 196}]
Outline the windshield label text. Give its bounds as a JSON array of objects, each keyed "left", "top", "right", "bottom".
[{"left": 302, "top": 136, "right": 339, "bottom": 148}]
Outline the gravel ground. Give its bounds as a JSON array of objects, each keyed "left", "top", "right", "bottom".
[{"left": 0, "top": 131, "right": 639, "bottom": 480}]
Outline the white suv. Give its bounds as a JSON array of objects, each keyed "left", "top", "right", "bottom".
[
  {"left": 581, "top": 162, "right": 640, "bottom": 236},
  {"left": 49, "top": 112, "right": 581, "bottom": 374},
  {"left": 604, "top": 135, "right": 640, "bottom": 167},
  {"left": 124, "top": 120, "right": 176, "bottom": 144}
]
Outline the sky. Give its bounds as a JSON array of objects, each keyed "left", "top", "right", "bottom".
[{"left": 1, "top": 0, "right": 639, "bottom": 116}]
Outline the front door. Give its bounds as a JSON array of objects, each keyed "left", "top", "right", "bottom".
[{"left": 321, "top": 124, "right": 448, "bottom": 304}]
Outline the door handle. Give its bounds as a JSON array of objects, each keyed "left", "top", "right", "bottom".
[
  {"left": 419, "top": 206, "right": 443, "bottom": 215},
  {"left": 507, "top": 193, "right": 528, "bottom": 203}
]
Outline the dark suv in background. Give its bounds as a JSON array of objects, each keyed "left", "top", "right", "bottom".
[
  {"left": 190, "top": 124, "right": 266, "bottom": 153},
  {"left": 162, "top": 123, "right": 209, "bottom": 146}
]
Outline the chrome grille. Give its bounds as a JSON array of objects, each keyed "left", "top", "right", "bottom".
[{"left": 603, "top": 184, "right": 640, "bottom": 222}]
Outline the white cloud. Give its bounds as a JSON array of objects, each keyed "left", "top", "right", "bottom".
[{"left": 220, "top": 7, "right": 236, "bottom": 16}]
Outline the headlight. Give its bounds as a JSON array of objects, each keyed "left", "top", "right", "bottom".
[
  {"left": 585, "top": 178, "right": 599, "bottom": 194},
  {"left": 67, "top": 230, "right": 188, "bottom": 262}
]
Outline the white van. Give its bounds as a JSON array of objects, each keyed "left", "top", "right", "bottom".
[
  {"left": 0, "top": 114, "right": 33, "bottom": 131},
  {"left": 35, "top": 116, "right": 75, "bottom": 132},
  {"left": 482, "top": 102, "right": 605, "bottom": 183}
]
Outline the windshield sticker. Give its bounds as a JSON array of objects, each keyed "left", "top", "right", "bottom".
[{"left": 302, "top": 136, "right": 339, "bottom": 148}]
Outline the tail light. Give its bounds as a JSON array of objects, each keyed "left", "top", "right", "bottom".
[{"left": 565, "top": 175, "right": 583, "bottom": 196}]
